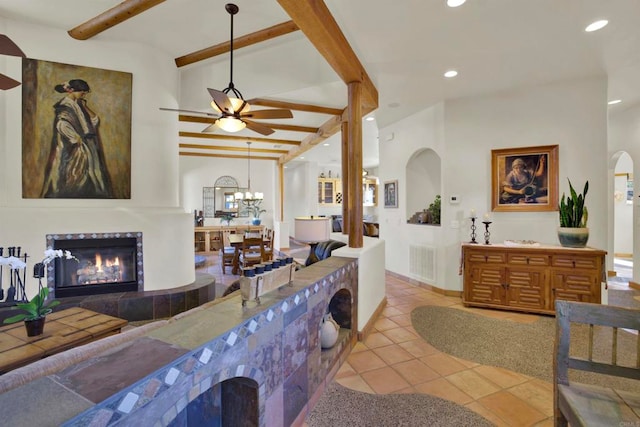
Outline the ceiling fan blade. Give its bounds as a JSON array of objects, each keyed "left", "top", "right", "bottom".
[
  {"left": 201, "top": 123, "right": 218, "bottom": 133},
  {"left": 159, "top": 107, "right": 219, "bottom": 117},
  {"left": 244, "top": 119, "right": 275, "bottom": 136},
  {"left": 207, "top": 88, "right": 233, "bottom": 114},
  {"left": 241, "top": 109, "right": 293, "bottom": 120},
  {"left": 0, "top": 73, "right": 20, "bottom": 90},
  {"left": 0, "top": 35, "right": 26, "bottom": 57}
]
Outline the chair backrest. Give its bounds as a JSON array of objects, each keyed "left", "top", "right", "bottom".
[
  {"left": 221, "top": 229, "right": 233, "bottom": 247},
  {"left": 242, "top": 236, "right": 264, "bottom": 257},
  {"left": 554, "top": 300, "right": 640, "bottom": 386}
]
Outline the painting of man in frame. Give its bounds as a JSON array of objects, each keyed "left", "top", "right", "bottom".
[
  {"left": 22, "top": 58, "right": 132, "bottom": 199},
  {"left": 491, "top": 145, "right": 559, "bottom": 212},
  {"left": 384, "top": 180, "right": 398, "bottom": 208}
]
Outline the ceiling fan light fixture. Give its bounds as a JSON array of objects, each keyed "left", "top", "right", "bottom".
[
  {"left": 216, "top": 117, "right": 246, "bottom": 132},
  {"left": 210, "top": 97, "right": 250, "bottom": 114}
]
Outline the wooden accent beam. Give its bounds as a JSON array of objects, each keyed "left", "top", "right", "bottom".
[
  {"left": 175, "top": 21, "right": 299, "bottom": 67},
  {"left": 278, "top": 115, "right": 342, "bottom": 164},
  {"left": 179, "top": 152, "right": 279, "bottom": 161},
  {"left": 178, "top": 115, "right": 318, "bottom": 133},
  {"left": 246, "top": 98, "right": 343, "bottom": 116},
  {"left": 179, "top": 144, "right": 287, "bottom": 154},
  {"left": 341, "top": 120, "right": 349, "bottom": 235},
  {"left": 347, "top": 81, "right": 363, "bottom": 248},
  {"left": 179, "top": 131, "right": 301, "bottom": 146},
  {"left": 277, "top": 0, "right": 378, "bottom": 111},
  {"left": 68, "top": 0, "right": 166, "bottom": 40}
]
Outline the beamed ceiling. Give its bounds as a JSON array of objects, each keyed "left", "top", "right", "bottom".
[{"left": 1, "top": 0, "right": 640, "bottom": 169}]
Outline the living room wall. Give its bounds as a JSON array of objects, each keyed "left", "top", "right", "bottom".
[
  {"left": 0, "top": 18, "right": 195, "bottom": 295},
  {"left": 378, "top": 76, "right": 608, "bottom": 292}
]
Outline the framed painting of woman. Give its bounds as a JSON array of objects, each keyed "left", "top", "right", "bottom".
[
  {"left": 491, "top": 145, "right": 559, "bottom": 212},
  {"left": 21, "top": 58, "right": 132, "bottom": 199}
]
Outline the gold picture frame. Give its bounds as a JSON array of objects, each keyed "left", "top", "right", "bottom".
[{"left": 491, "top": 145, "right": 558, "bottom": 212}]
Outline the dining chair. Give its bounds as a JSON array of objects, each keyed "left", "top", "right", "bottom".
[
  {"left": 263, "top": 228, "right": 274, "bottom": 261},
  {"left": 239, "top": 236, "right": 265, "bottom": 270},
  {"left": 219, "top": 229, "right": 235, "bottom": 274}
]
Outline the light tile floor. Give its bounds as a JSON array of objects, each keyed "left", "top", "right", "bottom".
[{"left": 197, "top": 248, "right": 633, "bottom": 427}]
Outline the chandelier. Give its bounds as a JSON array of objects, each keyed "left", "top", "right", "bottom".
[{"left": 234, "top": 142, "right": 263, "bottom": 207}]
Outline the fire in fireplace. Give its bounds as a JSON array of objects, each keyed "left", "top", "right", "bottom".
[{"left": 46, "top": 232, "right": 143, "bottom": 298}]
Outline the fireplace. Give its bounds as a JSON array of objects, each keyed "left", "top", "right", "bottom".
[{"left": 46, "top": 232, "right": 143, "bottom": 298}]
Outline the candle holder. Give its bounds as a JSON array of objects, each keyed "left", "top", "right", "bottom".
[
  {"left": 482, "top": 221, "right": 492, "bottom": 245},
  {"left": 469, "top": 217, "right": 478, "bottom": 243}
]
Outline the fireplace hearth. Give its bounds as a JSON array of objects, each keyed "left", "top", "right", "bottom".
[{"left": 46, "top": 232, "right": 143, "bottom": 298}]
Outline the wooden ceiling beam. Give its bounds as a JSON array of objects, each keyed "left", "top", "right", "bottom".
[
  {"left": 179, "top": 131, "right": 301, "bottom": 146},
  {"left": 180, "top": 152, "right": 279, "bottom": 161},
  {"left": 175, "top": 20, "right": 299, "bottom": 67},
  {"left": 179, "top": 144, "right": 288, "bottom": 155},
  {"left": 277, "top": 0, "right": 378, "bottom": 111},
  {"left": 68, "top": 0, "right": 166, "bottom": 40},
  {"left": 245, "top": 98, "right": 343, "bottom": 116},
  {"left": 279, "top": 115, "right": 342, "bottom": 164},
  {"left": 177, "top": 114, "right": 318, "bottom": 133}
]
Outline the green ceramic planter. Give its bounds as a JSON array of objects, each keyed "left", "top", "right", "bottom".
[{"left": 557, "top": 227, "right": 589, "bottom": 248}]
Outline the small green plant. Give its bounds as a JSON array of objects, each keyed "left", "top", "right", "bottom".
[
  {"left": 221, "top": 213, "right": 234, "bottom": 226},
  {"left": 559, "top": 179, "right": 589, "bottom": 228},
  {"left": 428, "top": 195, "right": 441, "bottom": 225},
  {"left": 3, "top": 287, "right": 60, "bottom": 323},
  {"left": 244, "top": 205, "right": 266, "bottom": 219}
]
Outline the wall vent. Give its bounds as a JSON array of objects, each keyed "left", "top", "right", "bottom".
[{"left": 409, "top": 245, "right": 436, "bottom": 282}]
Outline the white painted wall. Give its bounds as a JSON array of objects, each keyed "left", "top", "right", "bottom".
[
  {"left": 609, "top": 103, "right": 640, "bottom": 280},
  {"left": 0, "top": 18, "right": 194, "bottom": 295},
  {"left": 378, "top": 77, "right": 608, "bottom": 292},
  {"left": 613, "top": 153, "right": 633, "bottom": 255}
]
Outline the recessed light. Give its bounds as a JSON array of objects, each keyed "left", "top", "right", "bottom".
[
  {"left": 323, "top": 143, "right": 330, "bottom": 146},
  {"left": 608, "top": 99, "right": 622, "bottom": 105},
  {"left": 299, "top": 156, "right": 305, "bottom": 160},
  {"left": 447, "top": 0, "right": 466, "bottom": 7},
  {"left": 388, "top": 102, "right": 400, "bottom": 108},
  {"left": 444, "top": 70, "right": 458, "bottom": 78},
  {"left": 585, "top": 20, "right": 608, "bottom": 32},
  {"left": 365, "top": 117, "right": 375, "bottom": 121}
]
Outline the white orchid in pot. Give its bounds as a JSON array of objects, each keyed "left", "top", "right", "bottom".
[{"left": 2, "top": 249, "right": 77, "bottom": 336}]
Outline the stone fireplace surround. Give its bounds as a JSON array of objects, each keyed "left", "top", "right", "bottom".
[{"left": 0, "top": 257, "right": 358, "bottom": 426}]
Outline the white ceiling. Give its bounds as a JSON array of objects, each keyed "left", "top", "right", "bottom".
[{"left": 1, "top": 0, "right": 639, "bottom": 169}]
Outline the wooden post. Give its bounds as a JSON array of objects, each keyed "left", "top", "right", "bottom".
[
  {"left": 341, "top": 120, "right": 350, "bottom": 235},
  {"left": 347, "top": 82, "right": 363, "bottom": 248}
]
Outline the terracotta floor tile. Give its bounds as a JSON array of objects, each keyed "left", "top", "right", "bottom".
[
  {"left": 335, "top": 375, "right": 375, "bottom": 394},
  {"left": 508, "top": 378, "right": 554, "bottom": 417},
  {"left": 362, "top": 332, "right": 394, "bottom": 349},
  {"left": 335, "top": 361, "right": 356, "bottom": 379},
  {"left": 387, "top": 313, "right": 412, "bottom": 327},
  {"left": 382, "top": 306, "right": 404, "bottom": 318},
  {"left": 380, "top": 327, "right": 418, "bottom": 343},
  {"left": 413, "top": 377, "right": 474, "bottom": 405},
  {"left": 350, "top": 342, "right": 368, "bottom": 353},
  {"left": 361, "top": 366, "right": 411, "bottom": 394},
  {"left": 465, "top": 402, "right": 512, "bottom": 427},
  {"left": 473, "top": 365, "right": 530, "bottom": 388},
  {"left": 398, "top": 338, "right": 439, "bottom": 358},
  {"left": 346, "top": 350, "right": 387, "bottom": 373},
  {"left": 372, "top": 344, "right": 414, "bottom": 365},
  {"left": 477, "top": 390, "right": 547, "bottom": 426},
  {"left": 446, "top": 369, "right": 501, "bottom": 400},
  {"left": 420, "top": 352, "right": 468, "bottom": 376},
  {"left": 451, "top": 355, "right": 479, "bottom": 369},
  {"left": 373, "top": 317, "right": 400, "bottom": 331},
  {"left": 392, "top": 359, "right": 440, "bottom": 385}
]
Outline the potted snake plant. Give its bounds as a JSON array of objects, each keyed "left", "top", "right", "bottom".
[{"left": 558, "top": 179, "right": 589, "bottom": 248}]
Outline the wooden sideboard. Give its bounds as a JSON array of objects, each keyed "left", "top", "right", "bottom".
[
  {"left": 461, "top": 243, "right": 606, "bottom": 315},
  {"left": 194, "top": 225, "right": 263, "bottom": 252}
]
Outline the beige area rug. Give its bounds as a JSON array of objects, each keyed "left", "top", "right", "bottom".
[
  {"left": 307, "top": 382, "right": 492, "bottom": 427},
  {"left": 411, "top": 305, "right": 640, "bottom": 392}
]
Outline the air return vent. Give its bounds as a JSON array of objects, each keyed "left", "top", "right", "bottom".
[{"left": 409, "top": 245, "right": 436, "bottom": 282}]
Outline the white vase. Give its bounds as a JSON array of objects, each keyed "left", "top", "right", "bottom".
[{"left": 320, "top": 313, "right": 339, "bottom": 349}]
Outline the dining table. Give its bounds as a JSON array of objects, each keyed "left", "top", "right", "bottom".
[{"left": 228, "top": 233, "right": 269, "bottom": 275}]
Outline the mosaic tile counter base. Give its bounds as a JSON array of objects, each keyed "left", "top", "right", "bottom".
[{"left": 0, "top": 257, "right": 358, "bottom": 427}]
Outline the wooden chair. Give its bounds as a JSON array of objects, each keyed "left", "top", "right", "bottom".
[
  {"left": 239, "top": 236, "right": 265, "bottom": 270},
  {"left": 219, "top": 229, "right": 235, "bottom": 274},
  {"left": 554, "top": 300, "right": 640, "bottom": 426},
  {"left": 263, "top": 228, "right": 274, "bottom": 261}
]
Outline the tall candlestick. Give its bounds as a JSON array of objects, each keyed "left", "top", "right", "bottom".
[{"left": 469, "top": 217, "right": 478, "bottom": 243}]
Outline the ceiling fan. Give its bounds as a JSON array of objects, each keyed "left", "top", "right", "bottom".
[
  {"left": 160, "top": 3, "right": 293, "bottom": 136},
  {"left": 0, "top": 34, "right": 26, "bottom": 90}
]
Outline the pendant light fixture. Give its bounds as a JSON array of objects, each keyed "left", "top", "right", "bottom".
[{"left": 234, "top": 142, "right": 263, "bottom": 206}]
